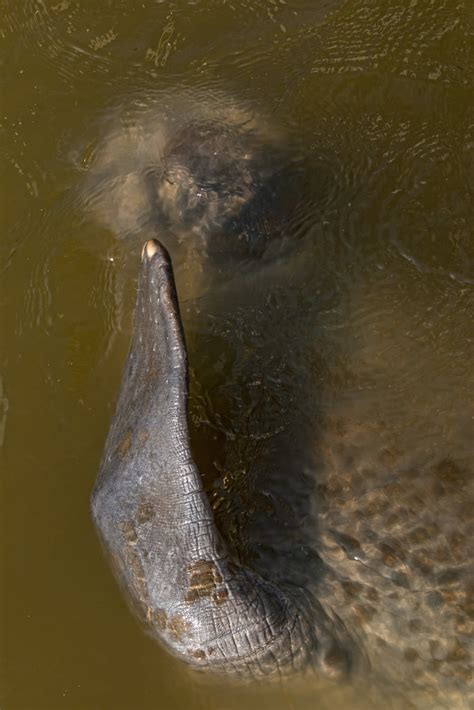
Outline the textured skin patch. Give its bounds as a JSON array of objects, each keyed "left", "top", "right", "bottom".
[
  {"left": 167, "top": 614, "right": 189, "bottom": 642},
  {"left": 407, "top": 524, "right": 439, "bottom": 545},
  {"left": 136, "top": 501, "right": 155, "bottom": 525},
  {"left": 120, "top": 520, "right": 138, "bottom": 545},
  {"left": 366, "top": 586, "right": 379, "bottom": 602},
  {"left": 341, "top": 581, "right": 363, "bottom": 599},
  {"left": 351, "top": 604, "right": 376, "bottom": 627},
  {"left": 137, "top": 429, "right": 149, "bottom": 443},
  {"left": 212, "top": 588, "right": 229, "bottom": 605},
  {"left": 118, "top": 430, "right": 132, "bottom": 457},
  {"left": 154, "top": 609, "right": 167, "bottom": 631},
  {"left": 126, "top": 547, "right": 148, "bottom": 601},
  {"left": 411, "top": 550, "right": 434, "bottom": 576},
  {"left": 408, "top": 619, "right": 423, "bottom": 633},
  {"left": 314, "top": 408, "right": 474, "bottom": 702},
  {"left": 448, "top": 531, "right": 468, "bottom": 561},
  {"left": 150, "top": 608, "right": 189, "bottom": 642},
  {"left": 185, "top": 559, "right": 225, "bottom": 604},
  {"left": 119, "top": 520, "right": 147, "bottom": 601},
  {"left": 380, "top": 543, "right": 404, "bottom": 568},
  {"left": 187, "top": 648, "right": 206, "bottom": 659},
  {"left": 446, "top": 641, "right": 470, "bottom": 664}
]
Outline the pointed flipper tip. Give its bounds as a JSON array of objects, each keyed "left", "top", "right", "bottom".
[
  {"left": 142, "top": 239, "right": 160, "bottom": 261},
  {"left": 141, "top": 239, "right": 171, "bottom": 267}
]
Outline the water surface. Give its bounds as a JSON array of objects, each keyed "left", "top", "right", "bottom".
[{"left": 1, "top": 1, "right": 473, "bottom": 708}]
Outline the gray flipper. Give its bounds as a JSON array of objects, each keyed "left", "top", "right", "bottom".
[{"left": 91, "top": 240, "right": 349, "bottom": 678}]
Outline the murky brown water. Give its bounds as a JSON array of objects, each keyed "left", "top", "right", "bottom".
[{"left": 1, "top": 1, "right": 473, "bottom": 708}]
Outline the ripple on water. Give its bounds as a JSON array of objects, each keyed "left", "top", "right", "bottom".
[
  {"left": 282, "top": 84, "right": 473, "bottom": 291},
  {"left": 1, "top": 0, "right": 113, "bottom": 82},
  {"left": 308, "top": 0, "right": 473, "bottom": 85}
]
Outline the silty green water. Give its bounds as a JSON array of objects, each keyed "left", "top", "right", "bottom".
[{"left": 1, "top": 1, "right": 473, "bottom": 709}]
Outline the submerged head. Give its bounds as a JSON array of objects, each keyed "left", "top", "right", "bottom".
[
  {"left": 151, "top": 118, "right": 291, "bottom": 259},
  {"left": 79, "top": 92, "right": 299, "bottom": 263}
]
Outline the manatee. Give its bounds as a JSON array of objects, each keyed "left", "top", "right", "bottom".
[{"left": 92, "top": 240, "right": 473, "bottom": 709}]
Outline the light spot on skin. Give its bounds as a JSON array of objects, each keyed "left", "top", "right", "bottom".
[{"left": 118, "top": 430, "right": 132, "bottom": 457}]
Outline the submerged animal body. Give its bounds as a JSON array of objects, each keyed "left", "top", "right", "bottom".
[{"left": 92, "top": 241, "right": 473, "bottom": 708}]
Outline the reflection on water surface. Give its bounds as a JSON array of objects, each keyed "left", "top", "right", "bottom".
[{"left": 1, "top": 0, "right": 473, "bottom": 708}]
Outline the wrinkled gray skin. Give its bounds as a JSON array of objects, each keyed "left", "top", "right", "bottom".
[
  {"left": 92, "top": 241, "right": 473, "bottom": 705},
  {"left": 91, "top": 240, "right": 351, "bottom": 679}
]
